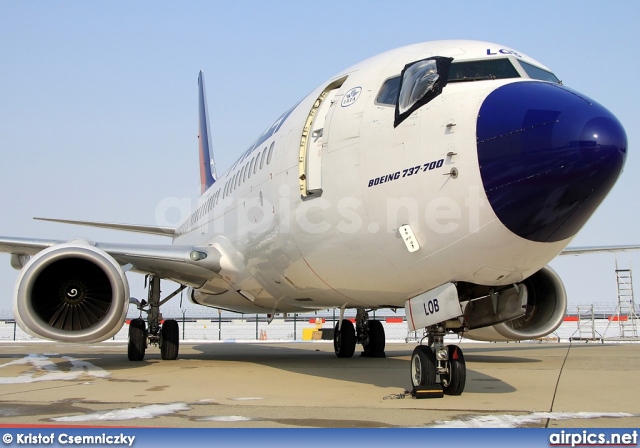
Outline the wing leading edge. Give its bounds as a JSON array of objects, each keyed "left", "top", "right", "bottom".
[
  {"left": 0, "top": 236, "right": 220, "bottom": 288},
  {"left": 33, "top": 217, "right": 175, "bottom": 237},
  {"left": 560, "top": 245, "right": 640, "bottom": 255}
]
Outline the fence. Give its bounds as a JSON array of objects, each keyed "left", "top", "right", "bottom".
[
  {"left": 1, "top": 304, "right": 638, "bottom": 342},
  {"left": 0, "top": 312, "right": 412, "bottom": 342}
]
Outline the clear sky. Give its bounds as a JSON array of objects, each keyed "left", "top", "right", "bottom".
[{"left": 0, "top": 0, "right": 638, "bottom": 317}]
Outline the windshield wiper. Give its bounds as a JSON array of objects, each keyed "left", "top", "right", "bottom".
[{"left": 451, "top": 75, "right": 496, "bottom": 82}]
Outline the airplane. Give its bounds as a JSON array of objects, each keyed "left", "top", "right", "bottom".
[{"left": 0, "top": 40, "right": 629, "bottom": 397}]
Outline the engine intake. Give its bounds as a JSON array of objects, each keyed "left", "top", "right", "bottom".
[
  {"left": 464, "top": 265, "right": 567, "bottom": 341},
  {"left": 14, "top": 242, "right": 130, "bottom": 343}
]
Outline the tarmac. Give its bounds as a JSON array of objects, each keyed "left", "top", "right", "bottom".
[{"left": 0, "top": 341, "right": 638, "bottom": 428}]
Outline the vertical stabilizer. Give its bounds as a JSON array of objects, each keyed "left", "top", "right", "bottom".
[{"left": 198, "top": 71, "right": 217, "bottom": 194}]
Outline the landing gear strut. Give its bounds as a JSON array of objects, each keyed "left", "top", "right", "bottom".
[
  {"left": 127, "top": 276, "right": 184, "bottom": 361},
  {"left": 410, "top": 326, "right": 466, "bottom": 395},
  {"left": 332, "top": 308, "right": 386, "bottom": 358}
]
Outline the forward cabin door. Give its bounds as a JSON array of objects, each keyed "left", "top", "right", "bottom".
[{"left": 298, "top": 76, "right": 347, "bottom": 199}]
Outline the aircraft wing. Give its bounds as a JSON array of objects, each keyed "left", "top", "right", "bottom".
[
  {"left": 33, "top": 217, "right": 175, "bottom": 237},
  {"left": 560, "top": 245, "right": 640, "bottom": 255},
  {"left": 0, "top": 236, "right": 221, "bottom": 288},
  {"left": 0, "top": 237, "right": 60, "bottom": 256}
]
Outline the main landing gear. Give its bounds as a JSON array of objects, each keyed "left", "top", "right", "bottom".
[
  {"left": 410, "top": 327, "right": 466, "bottom": 395},
  {"left": 128, "top": 276, "right": 185, "bottom": 362},
  {"left": 333, "top": 309, "right": 386, "bottom": 359}
]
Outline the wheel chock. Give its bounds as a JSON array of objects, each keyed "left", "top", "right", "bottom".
[{"left": 411, "top": 384, "right": 444, "bottom": 399}]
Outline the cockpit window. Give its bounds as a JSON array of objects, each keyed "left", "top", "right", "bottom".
[
  {"left": 518, "top": 60, "right": 560, "bottom": 83},
  {"left": 375, "top": 76, "right": 401, "bottom": 106},
  {"left": 394, "top": 56, "right": 453, "bottom": 127},
  {"left": 376, "top": 58, "right": 519, "bottom": 106},
  {"left": 398, "top": 59, "right": 441, "bottom": 115},
  {"left": 448, "top": 58, "right": 520, "bottom": 82},
  {"left": 375, "top": 58, "right": 559, "bottom": 110}
]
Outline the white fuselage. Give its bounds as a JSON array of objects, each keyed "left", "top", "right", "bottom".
[{"left": 174, "top": 40, "right": 623, "bottom": 314}]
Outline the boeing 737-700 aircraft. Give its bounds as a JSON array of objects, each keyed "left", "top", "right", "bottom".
[{"left": 0, "top": 40, "right": 629, "bottom": 396}]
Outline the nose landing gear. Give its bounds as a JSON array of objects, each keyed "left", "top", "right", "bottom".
[{"left": 410, "top": 327, "right": 466, "bottom": 396}]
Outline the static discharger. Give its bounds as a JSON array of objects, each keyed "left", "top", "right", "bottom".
[{"left": 400, "top": 225, "right": 419, "bottom": 252}]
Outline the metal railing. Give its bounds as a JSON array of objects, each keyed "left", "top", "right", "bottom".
[{"left": 2, "top": 303, "right": 639, "bottom": 342}]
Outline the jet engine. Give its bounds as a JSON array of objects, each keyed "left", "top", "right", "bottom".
[
  {"left": 13, "top": 241, "right": 130, "bottom": 343},
  {"left": 464, "top": 266, "right": 567, "bottom": 341}
]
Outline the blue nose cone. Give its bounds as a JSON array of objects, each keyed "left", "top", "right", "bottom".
[{"left": 477, "top": 81, "right": 627, "bottom": 243}]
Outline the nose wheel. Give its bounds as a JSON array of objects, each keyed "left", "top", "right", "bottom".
[
  {"left": 410, "top": 330, "right": 466, "bottom": 396},
  {"left": 440, "top": 344, "right": 466, "bottom": 395}
]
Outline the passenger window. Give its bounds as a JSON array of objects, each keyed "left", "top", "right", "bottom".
[
  {"left": 260, "top": 148, "right": 266, "bottom": 169},
  {"left": 249, "top": 157, "right": 255, "bottom": 178},
  {"left": 266, "top": 142, "right": 275, "bottom": 165}
]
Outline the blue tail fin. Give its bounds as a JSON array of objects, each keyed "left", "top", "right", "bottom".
[{"left": 198, "top": 71, "right": 216, "bottom": 194}]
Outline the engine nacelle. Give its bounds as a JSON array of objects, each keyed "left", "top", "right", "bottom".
[
  {"left": 13, "top": 241, "right": 130, "bottom": 343},
  {"left": 464, "top": 265, "right": 567, "bottom": 341}
]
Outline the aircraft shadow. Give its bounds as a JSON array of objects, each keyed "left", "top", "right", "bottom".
[
  {"left": 0, "top": 342, "right": 555, "bottom": 395},
  {"left": 184, "top": 343, "right": 538, "bottom": 394}
]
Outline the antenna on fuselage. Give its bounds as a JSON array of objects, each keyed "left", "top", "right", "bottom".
[{"left": 198, "top": 70, "right": 217, "bottom": 194}]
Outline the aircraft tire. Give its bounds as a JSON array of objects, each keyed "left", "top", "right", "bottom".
[
  {"left": 127, "top": 318, "right": 147, "bottom": 361},
  {"left": 334, "top": 319, "right": 356, "bottom": 358},
  {"left": 362, "top": 319, "right": 385, "bottom": 357},
  {"left": 160, "top": 319, "right": 180, "bottom": 360},
  {"left": 410, "top": 345, "right": 436, "bottom": 387},
  {"left": 441, "top": 345, "right": 466, "bottom": 395}
]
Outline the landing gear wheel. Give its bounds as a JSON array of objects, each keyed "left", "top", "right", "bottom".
[
  {"left": 334, "top": 319, "right": 356, "bottom": 358},
  {"left": 160, "top": 319, "right": 180, "bottom": 360},
  {"left": 128, "top": 318, "right": 147, "bottom": 361},
  {"left": 410, "top": 345, "right": 436, "bottom": 387},
  {"left": 362, "top": 319, "right": 386, "bottom": 357},
  {"left": 441, "top": 345, "right": 466, "bottom": 395}
]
